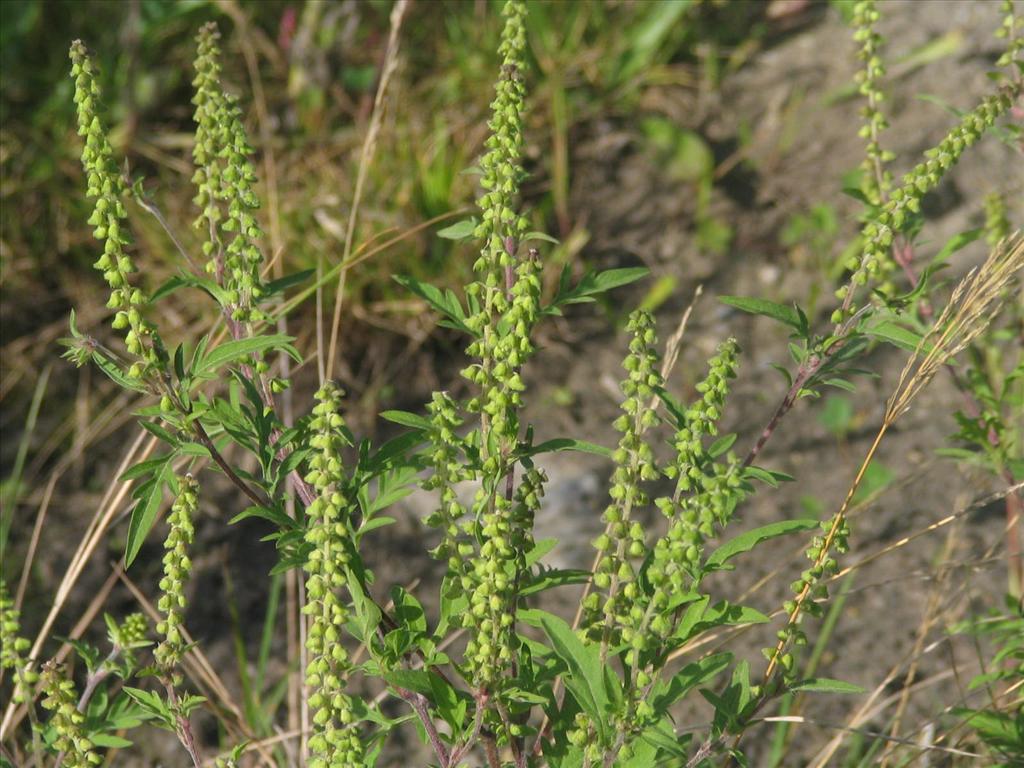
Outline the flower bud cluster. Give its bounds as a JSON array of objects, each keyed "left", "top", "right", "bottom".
[
  {"left": 463, "top": 0, "right": 536, "bottom": 449},
  {"left": 69, "top": 41, "right": 162, "bottom": 380},
  {"left": 464, "top": 467, "right": 545, "bottom": 686},
  {"left": 456, "top": 0, "right": 547, "bottom": 691},
  {"left": 984, "top": 192, "right": 1010, "bottom": 246},
  {"left": 0, "top": 579, "right": 38, "bottom": 703},
  {"left": 852, "top": 0, "right": 893, "bottom": 206},
  {"left": 156, "top": 474, "right": 198, "bottom": 671},
  {"left": 648, "top": 340, "right": 741, "bottom": 605},
  {"left": 465, "top": 248, "right": 543, "bottom": 446},
  {"left": 192, "top": 24, "right": 226, "bottom": 265},
  {"left": 116, "top": 618, "right": 149, "bottom": 651},
  {"left": 191, "top": 23, "right": 268, "bottom": 326},
  {"left": 768, "top": 515, "right": 851, "bottom": 677},
  {"left": 422, "top": 392, "right": 472, "bottom": 578},
  {"left": 40, "top": 661, "right": 102, "bottom": 766},
  {"left": 995, "top": 0, "right": 1023, "bottom": 70},
  {"left": 471, "top": 0, "right": 529, "bottom": 282},
  {"left": 567, "top": 711, "right": 611, "bottom": 764},
  {"left": 583, "top": 311, "right": 662, "bottom": 642},
  {"left": 835, "top": 86, "right": 1018, "bottom": 321},
  {"left": 302, "top": 383, "right": 363, "bottom": 767}
]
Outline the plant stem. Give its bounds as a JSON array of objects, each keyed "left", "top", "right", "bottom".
[
  {"left": 164, "top": 680, "right": 202, "bottom": 768},
  {"left": 742, "top": 356, "right": 820, "bottom": 469},
  {"left": 396, "top": 687, "right": 450, "bottom": 767},
  {"left": 190, "top": 421, "right": 268, "bottom": 508}
]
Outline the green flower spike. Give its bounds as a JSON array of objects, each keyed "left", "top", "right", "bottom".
[
  {"left": 156, "top": 474, "right": 198, "bottom": 672},
  {"left": 464, "top": 465, "right": 545, "bottom": 686},
  {"left": 984, "top": 192, "right": 1010, "bottom": 246},
  {"left": 457, "top": 0, "right": 542, "bottom": 691},
  {"left": 647, "top": 340, "right": 742, "bottom": 633},
  {"left": 69, "top": 40, "right": 163, "bottom": 379},
  {"left": 192, "top": 23, "right": 227, "bottom": 267},
  {"left": 836, "top": 84, "right": 1020, "bottom": 321},
  {"left": 191, "top": 23, "right": 268, "bottom": 329},
  {"left": 996, "top": 0, "right": 1023, "bottom": 72},
  {"left": 852, "top": 0, "right": 893, "bottom": 206},
  {"left": 464, "top": 0, "right": 534, "bottom": 443},
  {"left": 40, "top": 661, "right": 102, "bottom": 767},
  {"left": 423, "top": 392, "right": 472, "bottom": 578},
  {"left": 1, "top": 578, "right": 38, "bottom": 703},
  {"left": 303, "top": 383, "right": 363, "bottom": 768},
  {"left": 584, "top": 310, "right": 662, "bottom": 645}
]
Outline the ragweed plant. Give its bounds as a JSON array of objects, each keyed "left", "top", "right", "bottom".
[
  {"left": 68, "top": 40, "right": 165, "bottom": 380},
  {"left": 39, "top": 662, "right": 101, "bottom": 768},
  {"left": 0, "top": 579, "right": 37, "bottom": 706},
  {"left": 191, "top": 22, "right": 269, "bottom": 328},
  {"left": 155, "top": 475, "right": 198, "bottom": 673},
  {"left": 5, "top": 3, "right": 1024, "bottom": 767},
  {"left": 852, "top": 0, "right": 892, "bottom": 207},
  {"left": 302, "top": 383, "right": 363, "bottom": 768}
]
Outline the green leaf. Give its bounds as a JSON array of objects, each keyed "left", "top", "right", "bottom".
[
  {"left": 346, "top": 569, "right": 382, "bottom": 645},
  {"left": 819, "top": 395, "right": 854, "bottom": 437},
  {"left": 524, "top": 538, "right": 559, "bottom": 568},
  {"left": 392, "top": 275, "right": 472, "bottom": 334},
  {"left": 519, "top": 568, "right": 590, "bottom": 597},
  {"left": 365, "top": 467, "right": 418, "bottom": 515},
  {"left": 119, "top": 454, "right": 173, "bottom": 482},
  {"left": 863, "top": 320, "right": 925, "bottom": 353},
  {"left": 139, "top": 420, "right": 178, "bottom": 445},
  {"left": 436, "top": 217, "right": 478, "bottom": 240},
  {"left": 650, "top": 652, "right": 732, "bottom": 714},
  {"left": 708, "top": 433, "right": 737, "bottom": 459},
  {"left": 538, "top": 613, "right": 607, "bottom": 732},
  {"left": 523, "top": 230, "right": 560, "bottom": 245},
  {"left": 383, "top": 669, "right": 436, "bottom": 696},
  {"left": 195, "top": 335, "right": 301, "bottom": 378},
  {"left": 380, "top": 410, "right": 433, "bottom": 431},
  {"left": 931, "top": 228, "right": 983, "bottom": 267},
  {"left": 952, "top": 707, "right": 1023, "bottom": 753},
  {"left": 638, "top": 274, "right": 677, "bottom": 313},
  {"left": 790, "top": 677, "right": 864, "bottom": 694},
  {"left": 637, "top": 716, "right": 689, "bottom": 759},
  {"left": 151, "top": 272, "right": 230, "bottom": 305},
  {"left": 841, "top": 186, "right": 874, "bottom": 206},
  {"left": 525, "top": 438, "right": 612, "bottom": 459},
  {"left": 91, "top": 351, "right": 149, "bottom": 393},
  {"left": 90, "top": 733, "right": 134, "bottom": 748},
  {"left": 125, "top": 458, "right": 173, "bottom": 567},
  {"left": 358, "top": 516, "right": 396, "bottom": 536},
  {"left": 706, "top": 519, "right": 819, "bottom": 569},
  {"left": 122, "top": 687, "right": 174, "bottom": 729},
  {"left": 719, "top": 295, "right": 803, "bottom": 331},
  {"left": 230, "top": 505, "right": 296, "bottom": 531},
  {"left": 429, "top": 672, "right": 470, "bottom": 731},
  {"left": 546, "top": 267, "right": 649, "bottom": 312},
  {"left": 743, "top": 466, "right": 794, "bottom": 488},
  {"left": 390, "top": 586, "right": 427, "bottom": 635},
  {"left": 619, "top": 0, "right": 694, "bottom": 81}
]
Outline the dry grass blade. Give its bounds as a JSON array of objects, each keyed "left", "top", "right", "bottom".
[
  {"left": 324, "top": 0, "right": 411, "bottom": 381},
  {"left": 887, "top": 232, "right": 1024, "bottom": 423},
  {"left": 764, "top": 232, "right": 1024, "bottom": 684}
]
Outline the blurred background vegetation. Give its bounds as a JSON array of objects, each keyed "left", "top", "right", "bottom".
[
  {"left": 0, "top": 0, "right": 776, "bottom": 342},
  {"left": 1, "top": 0, "right": 796, "bottom": 484}
]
